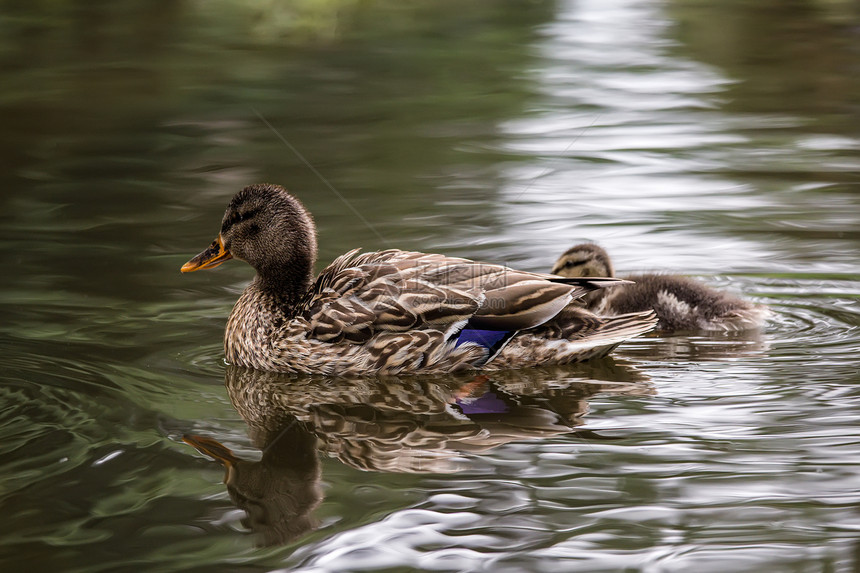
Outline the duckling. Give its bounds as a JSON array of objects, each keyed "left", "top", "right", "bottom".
[
  {"left": 181, "top": 184, "right": 656, "bottom": 375},
  {"left": 551, "top": 243, "right": 768, "bottom": 332}
]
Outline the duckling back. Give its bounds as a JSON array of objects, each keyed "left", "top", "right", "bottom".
[
  {"left": 591, "top": 274, "right": 768, "bottom": 331},
  {"left": 552, "top": 243, "right": 768, "bottom": 332}
]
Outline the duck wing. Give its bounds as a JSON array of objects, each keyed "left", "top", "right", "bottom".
[{"left": 300, "top": 249, "right": 621, "bottom": 345}]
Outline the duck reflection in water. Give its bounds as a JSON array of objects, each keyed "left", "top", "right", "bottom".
[
  {"left": 185, "top": 362, "right": 651, "bottom": 546},
  {"left": 183, "top": 417, "right": 321, "bottom": 547}
]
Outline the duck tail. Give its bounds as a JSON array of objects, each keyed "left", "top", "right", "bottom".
[
  {"left": 568, "top": 310, "right": 657, "bottom": 360},
  {"left": 489, "top": 309, "right": 657, "bottom": 368}
]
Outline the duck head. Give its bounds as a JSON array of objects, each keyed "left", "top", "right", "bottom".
[
  {"left": 181, "top": 184, "right": 318, "bottom": 295},
  {"left": 551, "top": 243, "right": 615, "bottom": 278}
]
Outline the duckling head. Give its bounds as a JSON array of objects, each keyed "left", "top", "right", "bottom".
[
  {"left": 551, "top": 243, "right": 615, "bottom": 278},
  {"left": 183, "top": 184, "right": 317, "bottom": 295}
]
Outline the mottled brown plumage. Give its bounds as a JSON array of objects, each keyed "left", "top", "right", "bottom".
[
  {"left": 552, "top": 243, "right": 769, "bottom": 331},
  {"left": 182, "top": 185, "right": 657, "bottom": 375}
]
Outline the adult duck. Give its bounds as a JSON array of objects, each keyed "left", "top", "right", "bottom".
[{"left": 182, "top": 184, "right": 656, "bottom": 375}]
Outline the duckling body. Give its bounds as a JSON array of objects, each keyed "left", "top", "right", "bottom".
[
  {"left": 182, "top": 185, "right": 656, "bottom": 376},
  {"left": 551, "top": 244, "right": 768, "bottom": 332}
]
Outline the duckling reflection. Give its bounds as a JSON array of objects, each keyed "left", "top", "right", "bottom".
[
  {"left": 183, "top": 418, "right": 321, "bottom": 547},
  {"left": 619, "top": 329, "right": 770, "bottom": 363}
]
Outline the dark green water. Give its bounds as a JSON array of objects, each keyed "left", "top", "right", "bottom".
[{"left": 2, "top": 0, "right": 859, "bottom": 571}]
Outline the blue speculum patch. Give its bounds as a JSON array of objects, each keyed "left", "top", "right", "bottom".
[{"left": 454, "top": 328, "right": 511, "bottom": 350}]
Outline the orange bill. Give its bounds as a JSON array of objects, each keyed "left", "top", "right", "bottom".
[{"left": 181, "top": 235, "right": 232, "bottom": 273}]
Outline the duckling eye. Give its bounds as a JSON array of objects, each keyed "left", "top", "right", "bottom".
[{"left": 564, "top": 259, "right": 588, "bottom": 268}]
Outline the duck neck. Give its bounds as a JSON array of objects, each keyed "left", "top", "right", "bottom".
[{"left": 255, "top": 252, "right": 315, "bottom": 314}]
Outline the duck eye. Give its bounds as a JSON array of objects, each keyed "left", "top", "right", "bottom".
[
  {"left": 564, "top": 259, "right": 588, "bottom": 268},
  {"left": 238, "top": 207, "right": 262, "bottom": 223},
  {"left": 222, "top": 207, "right": 262, "bottom": 233}
]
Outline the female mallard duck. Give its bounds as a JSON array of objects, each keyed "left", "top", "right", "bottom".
[
  {"left": 551, "top": 243, "right": 769, "bottom": 332},
  {"left": 182, "top": 184, "right": 657, "bottom": 375}
]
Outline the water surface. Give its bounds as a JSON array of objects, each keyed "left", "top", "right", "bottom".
[{"left": 2, "top": 0, "right": 859, "bottom": 571}]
